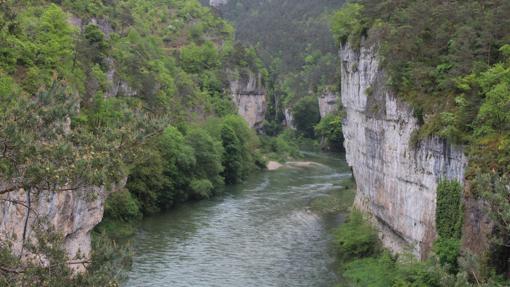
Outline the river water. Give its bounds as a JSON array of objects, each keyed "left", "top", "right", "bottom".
[{"left": 124, "top": 151, "right": 352, "bottom": 287}]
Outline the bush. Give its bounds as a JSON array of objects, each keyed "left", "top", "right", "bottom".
[
  {"left": 315, "top": 113, "right": 343, "bottom": 151},
  {"left": 261, "top": 131, "right": 300, "bottom": 162},
  {"left": 342, "top": 252, "right": 396, "bottom": 287},
  {"left": 190, "top": 179, "right": 214, "bottom": 199},
  {"left": 433, "top": 237, "right": 461, "bottom": 271},
  {"left": 330, "top": 3, "right": 366, "bottom": 45},
  {"left": 436, "top": 180, "right": 464, "bottom": 239},
  {"left": 333, "top": 211, "right": 380, "bottom": 260},
  {"left": 221, "top": 125, "right": 243, "bottom": 184},
  {"left": 185, "top": 127, "right": 224, "bottom": 187},
  {"left": 104, "top": 189, "right": 142, "bottom": 222}
]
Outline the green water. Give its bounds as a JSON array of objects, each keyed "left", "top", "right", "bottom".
[{"left": 124, "top": 151, "right": 352, "bottom": 287}]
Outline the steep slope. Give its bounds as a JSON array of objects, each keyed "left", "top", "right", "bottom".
[{"left": 341, "top": 40, "right": 467, "bottom": 258}]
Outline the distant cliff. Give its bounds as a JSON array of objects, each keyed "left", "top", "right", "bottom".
[
  {"left": 318, "top": 90, "right": 339, "bottom": 118},
  {"left": 228, "top": 69, "right": 267, "bottom": 130}
]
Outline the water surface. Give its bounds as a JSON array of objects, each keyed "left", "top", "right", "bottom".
[{"left": 124, "top": 151, "right": 351, "bottom": 287}]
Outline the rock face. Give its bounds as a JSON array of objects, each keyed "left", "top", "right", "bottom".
[
  {"left": 0, "top": 180, "right": 125, "bottom": 272},
  {"left": 229, "top": 70, "right": 267, "bottom": 130},
  {"left": 340, "top": 40, "right": 468, "bottom": 258},
  {"left": 318, "top": 91, "right": 339, "bottom": 118},
  {"left": 284, "top": 108, "right": 295, "bottom": 129}
]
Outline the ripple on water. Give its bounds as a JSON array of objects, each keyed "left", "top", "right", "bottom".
[{"left": 124, "top": 152, "right": 349, "bottom": 287}]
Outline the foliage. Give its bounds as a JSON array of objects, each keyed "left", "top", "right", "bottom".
[
  {"left": 331, "top": 0, "right": 510, "bottom": 277},
  {"left": 433, "top": 237, "right": 461, "bottom": 271},
  {"left": 0, "top": 0, "right": 264, "bottom": 282},
  {"left": 221, "top": 125, "right": 243, "bottom": 184},
  {"left": 0, "top": 226, "right": 129, "bottom": 286},
  {"left": 341, "top": 252, "right": 397, "bottom": 287},
  {"left": 333, "top": 211, "right": 380, "bottom": 260},
  {"left": 104, "top": 189, "right": 142, "bottom": 222},
  {"left": 260, "top": 131, "right": 300, "bottom": 162},
  {"left": 436, "top": 180, "right": 464, "bottom": 240},
  {"left": 331, "top": 3, "right": 366, "bottom": 46},
  {"left": 217, "top": 0, "right": 343, "bottom": 132},
  {"left": 315, "top": 113, "right": 343, "bottom": 151},
  {"left": 180, "top": 41, "right": 221, "bottom": 73},
  {"left": 185, "top": 127, "right": 224, "bottom": 188},
  {"left": 292, "top": 96, "right": 321, "bottom": 138}
]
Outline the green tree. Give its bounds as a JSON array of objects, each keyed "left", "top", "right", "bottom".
[
  {"left": 292, "top": 96, "right": 321, "bottom": 138},
  {"left": 185, "top": 127, "right": 224, "bottom": 187},
  {"left": 315, "top": 113, "right": 343, "bottom": 151},
  {"left": 221, "top": 125, "right": 243, "bottom": 184}
]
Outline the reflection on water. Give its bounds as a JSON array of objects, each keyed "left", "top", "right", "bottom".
[{"left": 124, "top": 151, "right": 351, "bottom": 287}]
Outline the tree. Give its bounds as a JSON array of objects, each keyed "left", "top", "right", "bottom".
[
  {"left": 292, "top": 96, "right": 321, "bottom": 138},
  {"left": 185, "top": 127, "right": 224, "bottom": 187},
  {"left": 221, "top": 125, "right": 243, "bottom": 184}
]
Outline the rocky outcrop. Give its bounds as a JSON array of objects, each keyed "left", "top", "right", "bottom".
[
  {"left": 340, "top": 40, "right": 468, "bottom": 258},
  {"left": 229, "top": 70, "right": 267, "bottom": 130},
  {"left": 0, "top": 180, "right": 125, "bottom": 273},
  {"left": 284, "top": 108, "right": 295, "bottom": 129},
  {"left": 318, "top": 90, "right": 339, "bottom": 118}
]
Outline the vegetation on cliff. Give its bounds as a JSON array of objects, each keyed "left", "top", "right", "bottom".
[{"left": 332, "top": 0, "right": 510, "bottom": 283}]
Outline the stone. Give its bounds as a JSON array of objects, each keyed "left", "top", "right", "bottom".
[
  {"left": 318, "top": 91, "right": 339, "bottom": 118},
  {"left": 0, "top": 179, "right": 125, "bottom": 273},
  {"left": 340, "top": 40, "right": 468, "bottom": 259},
  {"left": 229, "top": 69, "right": 267, "bottom": 130}
]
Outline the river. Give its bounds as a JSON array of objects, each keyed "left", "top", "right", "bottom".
[{"left": 124, "top": 151, "right": 352, "bottom": 287}]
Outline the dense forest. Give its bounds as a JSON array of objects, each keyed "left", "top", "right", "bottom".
[{"left": 0, "top": 0, "right": 272, "bottom": 285}]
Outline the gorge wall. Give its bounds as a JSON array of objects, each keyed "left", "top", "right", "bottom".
[
  {"left": 0, "top": 180, "right": 124, "bottom": 272},
  {"left": 228, "top": 70, "right": 267, "bottom": 130},
  {"left": 340, "top": 40, "right": 468, "bottom": 258},
  {"left": 318, "top": 91, "right": 339, "bottom": 118}
]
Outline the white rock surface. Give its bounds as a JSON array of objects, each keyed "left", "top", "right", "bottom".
[
  {"left": 318, "top": 91, "right": 339, "bottom": 118},
  {"left": 340, "top": 40, "right": 468, "bottom": 258},
  {"left": 0, "top": 179, "right": 125, "bottom": 273},
  {"left": 284, "top": 108, "right": 295, "bottom": 129},
  {"left": 229, "top": 70, "right": 267, "bottom": 130}
]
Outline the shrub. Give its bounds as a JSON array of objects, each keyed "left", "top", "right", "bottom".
[
  {"left": 186, "top": 127, "right": 224, "bottom": 187},
  {"left": 436, "top": 180, "right": 464, "bottom": 239},
  {"left": 190, "top": 179, "right": 214, "bottom": 199},
  {"left": 104, "top": 190, "right": 142, "bottom": 222},
  {"left": 221, "top": 125, "right": 243, "bottom": 184},
  {"left": 333, "top": 211, "right": 380, "bottom": 260},
  {"left": 433, "top": 237, "right": 461, "bottom": 271},
  {"left": 314, "top": 113, "right": 343, "bottom": 151},
  {"left": 342, "top": 252, "right": 396, "bottom": 287},
  {"left": 330, "top": 3, "right": 366, "bottom": 45}
]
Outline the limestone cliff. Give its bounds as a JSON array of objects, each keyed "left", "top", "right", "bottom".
[
  {"left": 228, "top": 69, "right": 267, "bottom": 130},
  {"left": 318, "top": 90, "right": 339, "bottom": 118},
  {"left": 0, "top": 179, "right": 124, "bottom": 272},
  {"left": 340, "top": 40, "right": 468, "bottom": 258}
]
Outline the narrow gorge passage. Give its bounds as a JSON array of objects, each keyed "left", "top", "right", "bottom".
[{"left": 124, "top": 151, "right": 351, "bottom": 287}]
